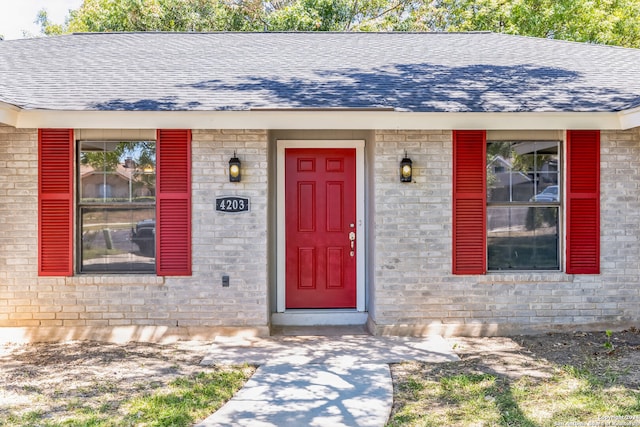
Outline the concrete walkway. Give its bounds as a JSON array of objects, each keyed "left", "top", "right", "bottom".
[{"left": 196, "top": 334, "right": 459, "bottom": 426}]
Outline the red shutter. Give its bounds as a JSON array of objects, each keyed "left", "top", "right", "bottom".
[
  {"left": 38, "top": 129, "right": 74, "bottom": 276},
  {"left": 566, "top": 130, "right": 600, "bottom": 274},
  {"left": 452, "top": 130, "right": 487, "bottom": 274},
  {"left": 156, "top": 129, "right": 192, "bottom": 276}
]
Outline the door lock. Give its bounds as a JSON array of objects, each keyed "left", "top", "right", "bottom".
[{"left": 349, "top": 231, "right": 356, "bottom": 257}]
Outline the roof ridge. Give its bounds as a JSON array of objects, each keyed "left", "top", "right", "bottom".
[{"left": 68, "top": 30, "right": 495, "bottom": 36}]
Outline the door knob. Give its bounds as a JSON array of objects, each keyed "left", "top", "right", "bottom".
[{"left": 349, "top": 231, "right": 355, "bottom": 256}]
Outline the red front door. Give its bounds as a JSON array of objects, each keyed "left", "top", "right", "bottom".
[{"left": 285, "top": 148, "right": 357, "bottom": 308}]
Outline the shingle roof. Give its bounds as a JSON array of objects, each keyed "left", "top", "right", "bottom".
[{"left": 1, "top": 32, "right": 639, "bottom": 113}]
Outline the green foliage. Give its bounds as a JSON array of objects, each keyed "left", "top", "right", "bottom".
[
  {"left": 2, "top": 369, "right": 251, "bottom": 427},
  {"left": 604, "top": 329, "right": 615, "bottom": 352},
  {"left": 36, "top": 0, "right": 640, "bottom": 48},
  {"left": 39, "top": 0, "right": 259, "bottom": 33},
  {"left": 81, "top": 141, "right": 155, "bottom": 172},
  {"left": 268, "top": 0, "right": 351, "bottom": 31},
  {"left": 36, "top": 10, "right": 66, "bottom": 36},
  {"left": 413, "top": 0, "right": 640, "bottom": 47},
  {"left": 509, "top": 0, "right": 640, "bottom": 47},
  {"left": 123, "top": 371, "right": 249, "bottom": 426},
  {"left": 10, "top": 410, "right": 45, "bottom": 424}
]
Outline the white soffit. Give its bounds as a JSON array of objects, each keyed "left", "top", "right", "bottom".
[
  {"left": 619, "top": 106, "right": 640, "bottom": 130},
  {"left": 0, "top": 108, "right": 635, "bottom": 130},
  {"left": 0, "top": 102, "right": 19, "bottom": 127}
]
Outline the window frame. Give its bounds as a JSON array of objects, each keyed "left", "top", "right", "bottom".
[
  {"left": 76, "top": 139, "right": 157, "bottom": 274},
  {"left": 485, "top": 140, "right": 563, "bottom": 272}
]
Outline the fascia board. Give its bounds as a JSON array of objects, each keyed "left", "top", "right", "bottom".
[
  {"left": 618, "top": 106, "right": 640, "bottom": 130},
  {"left": 0, "top": 103, "right": 20, "bottom": 127},
  {"left": 13, "top": 109, "right": 625, "bottom": 130}
]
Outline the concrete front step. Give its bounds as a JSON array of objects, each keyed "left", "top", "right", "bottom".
[{"left": 200, "top": 334, "right": 459, "bottom": 366}]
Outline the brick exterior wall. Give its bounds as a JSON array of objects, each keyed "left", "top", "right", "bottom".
[
  {"left": 370, "top": 129, "right": 640, "bottom": 335},
  {"left": 1, "top": 124, "right": 639, "bottom": 340},
  {"left": 0, "top": 126, "right": 269, "bottom": 341}
]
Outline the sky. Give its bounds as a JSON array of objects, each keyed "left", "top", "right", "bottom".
[{"left": 0, "top": 0, "right": 83, "bottom": 40}]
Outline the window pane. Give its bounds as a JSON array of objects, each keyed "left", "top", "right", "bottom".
[
  {"left": 487, "top": 206, "right": 559, "bottom": 270},
  {"left": 79, "top": 141, "right": 156, "bottom": 203},
  {"left": 487, "top": 171, "right": 536, "bottom": 202},
  {"left": 78, "top": 140, "right": 156, "bottom": 274},
  {"left": 487, "top": 141, "right": 559, "bottom": 203},
  {"left": 80, "top": 207, "right": 155, "bottom": 273}
]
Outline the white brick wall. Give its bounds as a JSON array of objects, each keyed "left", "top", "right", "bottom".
[
  {"left": 1, "top": 124, "right": 639, "bottom": 339},
  {"left": 370, "top": 129, "right": 640, "bottom": 335},
  {"left": 0, "top": 126, "right": 39, "bottom": 326},
  {"left": 0, "top": 126, "right": 269, "bottom": 339}
]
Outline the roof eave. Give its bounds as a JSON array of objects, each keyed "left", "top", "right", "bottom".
[
  {"left": 0, "top": 107, "right": 635, "bottom": 131},
  {"left": 0, "top": 101, "right": 21, "bottom": 127},
  {"left": 618, "top": 105, "right": 640, "bottom": 130}
]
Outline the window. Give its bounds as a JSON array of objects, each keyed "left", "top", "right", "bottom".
[
  {"left": 453, "top": 130, "right": 599, "bottom": 275},
  {"left": 486, "top": 141, "right": 560, "bottom": 270},
  {"left": 78, "top": 141, "right": 156, "bottom": 273},
  {"left": 39, "top": 129, "right": 192, "bottom": 277}
]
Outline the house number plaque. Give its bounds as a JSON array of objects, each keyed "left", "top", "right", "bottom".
[{"left": 216, "top": 196, "right": 250, "bottom": 213}]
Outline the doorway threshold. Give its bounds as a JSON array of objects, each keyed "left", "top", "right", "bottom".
[
  {"left": 271, "top": 324, "right": 370, "bottom": 336},
  {"left": 271, "top": 310, "right": 368, "bottom": 327}
]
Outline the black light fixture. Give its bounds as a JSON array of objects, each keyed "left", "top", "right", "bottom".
[
  {"left": 400, "top": 151, "right": 412, "bottom": 183},
  {"left": 229, "top": 151, "right": 241, "bottom": 182}
]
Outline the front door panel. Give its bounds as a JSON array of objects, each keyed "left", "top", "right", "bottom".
[{"left": 285, "top": 148, "right": 357, "bottom": 308}]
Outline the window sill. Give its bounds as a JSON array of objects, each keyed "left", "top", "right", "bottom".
[
  {"left": 65, "top": 275, "right": 165, "bottom": 286},
  {"left": 479, "top": 272, "right": 572, "bottom": 284}
]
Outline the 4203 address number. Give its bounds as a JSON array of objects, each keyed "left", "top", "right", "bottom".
[{"left": 215, "top": 196, "right": 250, "bottom": 213}]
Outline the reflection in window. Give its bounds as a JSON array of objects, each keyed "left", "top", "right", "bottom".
[
  {"left": 81, "top": 207, "right": 155, "bottom": 273},
  {"left": 79, "top": 141, "right": 156, "bottom": 203},
  {"left": 487, "top": 141, "right": 560, "bottom": 271},
  {"left": 78, "top": 141, "right": 156, "bottom": 273},
  {"left": 488, "top": 207, "right": 559, "bottom": 270},
  {"left": 487, "top": 141, "right": 559, "bottom": 203}
]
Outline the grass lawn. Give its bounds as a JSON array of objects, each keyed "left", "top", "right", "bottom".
[
  {"left": 3, "top": 369, "right": 252, "bottom": 427},
  {"left": 388, "top": 364, "right": 640, "bottom": 426},
  {"left": 388, "top": 332, "right": 640, "bottom": 427}
]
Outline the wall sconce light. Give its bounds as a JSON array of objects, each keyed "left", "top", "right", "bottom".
[
  {"left": 400, "top": 151, "right": 412, "bottom": 183},
  {"left": 229, "top": 151, "right": 241, "bottom": 182}
]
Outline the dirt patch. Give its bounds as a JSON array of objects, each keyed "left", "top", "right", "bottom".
[
  {"left": 392, "top": 329, "right": 640, "bottom": 386},
  {"left": 390, "top": 329, "right": 640, "bottom": 424},
  {"left": 446, "top": 330, "right": 640, "bottom": 387},
  {"left": 0, "top": 340, "right": 253, "bottom": 425}
]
